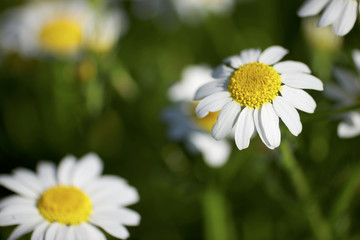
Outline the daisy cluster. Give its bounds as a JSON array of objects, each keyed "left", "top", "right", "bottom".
[{"left": 1, "top": 0, "right": 360, "bottom": 239}]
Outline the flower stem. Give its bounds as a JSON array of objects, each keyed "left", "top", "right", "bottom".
[
  {"left": 330, "top": 163, "right": 360, "bottom": 235},
  {"left": 202, "top": 181, "right": 236, "bottom": 240},
  {"left": 280, "top": 140, "right": 332, "bottom": 240}
]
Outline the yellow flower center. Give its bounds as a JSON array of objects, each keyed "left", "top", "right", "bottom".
[
  {"left": 37, "top": 186, "right": 92, "bottom": 225},
  {"left": 193, "top": 103, "right": 220, "bottom": 132},
  {"left": 228, "top": 62, "right": 281, "bottom": 108},
  {"left": 39, "top": 18, "right": 83, "bottom": 55}
]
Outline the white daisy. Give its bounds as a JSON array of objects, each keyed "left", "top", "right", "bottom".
[
  {"left": 325, "top": 49, "right": 360, "bottom": 138},
  {"left": 163, "top": 65, "right": 231, "bottom": 168},
  {"left": 0, "top": 153, "right": 140, "bottom": 240},
  {"left": 194, "top": 46, "right": 323, "bottom": 150},
  {"left": 86, "top": 8, "right": 128, "bottom": 53},
  {"left": 297, "top": 0, "right": 358, "bottom": 36},
  {"left": 0, "top": 1, "right": 93, "bottom": 58}
]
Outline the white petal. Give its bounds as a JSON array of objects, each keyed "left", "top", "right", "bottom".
[
  {"left": 273, "top": 97, "right": 302, "bottom": 136},
  {"left": 90, "top": 218, "right": 130, "bottom": 239},
  {"left": 259, "top": 103, "right": 281, "bottom": 149},
  {"left": 0, "top": 195, "right": 35, "bottom": 209},
  {"left": 91, "top": 208, "right": 140, "bottom": 226},
  {"left": 194, "top": 80, "right": 228, "bottom": 100},
  {"left": 0, "top": 175, "right": 37, "bottom": 198},
  {"left": 91, "top": 185, "right": 139, "bottom": 207},
  {"left": 240, "top": 48, "right": 261, "bottom": 64},
  {"left": 281, "top": 73, "right": 323, "bottom": 90},
  {"left": 64, "top": 226, "right": 76, "bottom": 240},
  {"left": 85, "top": 176, "right": 139, "bottom": 207},
  {"left": 168, "top": 65, "right": 213, "bottom": 102},
  {"left": 72, "top": 153, "right": 103, "bottom": 188},
  {"left": 212, "top": 64, "right": 233, "bottom": 79},
  {"left": 8, "top": 219, "right": 42, "bottom": 240},
  {"left": 235, "top": 107, "right": 255, "bottom": 150},
  {"left": 211, "top": 101, "right": 241, "bottom": 140},
  {"left": 333, "top": 67, "right": 360, "bottom": 95},
  {"left": 297, "top": 0, "right": 330, "bottom": 17},
  {"left": 57, "top": 155, "right": 76, "bottom": 185},
  {"left": 54, "top": 224, "right": 67, "bottom": 240},
  {"left": 75, "top": 223, "right": 106, "bottom": 240},
  {"left": 37, "top": 162, "right": 57, "bottom": 188},
  {"left": 273, "top": 61, "right": 311, "bottom": 74},
  {"left": 187, "top": 132, "right": 231, "bottom": 168},
  {"left": 281, "top": 86, "right": 317, "bottom": 113},
  {"left": 338, "top": 112, "right": 360, "bottom": 138},
  {"left": 45, "top": 223, "right": 60, "bottom": 240},
  {"left": 352, "top": 49, "right": 360, "bottom": 75},
  {"left": 82, "top": 175, "right": 127, "bottom": 195},
  {"left": 223, "top": 55, "right": 243, "bottom": 68},
  {"left": 13, "top": 168, "right": 44, "bottom": 195},
  {"left": 0, "top": 207, "right": 41, "bottom": 226},
  {"left": 333, "top": 0, "right": 358, "bottom": 36},
  {"left": 253, "top": 108, "right": 273, "bottom": 149},
  {"left": 195, "top": 91, "right": 231, "bottom": 118},
  {"left": 318, "top": 0, "right": 345, "bottom": 27},
  {"left": 31, "top": 221, "right": 49, "bottom": 240},
  {"left": 258, "top": 46, "right": 289, "bottom": 65}
]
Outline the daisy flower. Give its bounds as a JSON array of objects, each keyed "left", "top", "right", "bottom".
[
  {"left": 297, "top": 0, "right": 358, "bottom": 36},
  {"left": 194, "top": 46, "right": 323, "bottom": 150},
  {"left": 325, "top": 49, "right": 360, "bottom": 138},
  {"left": 0, "top": 1, "right": 93, "bottom": 58},
  {"left": 163, "top": 65, "right": 231, "bottom": 167},
  {"left": 0, "top": 153, "right": 140, "bottom": 240}
]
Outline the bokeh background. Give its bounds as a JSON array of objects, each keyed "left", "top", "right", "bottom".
[{"left": 0, "top": 0, "right": 360, "bottom": 239}]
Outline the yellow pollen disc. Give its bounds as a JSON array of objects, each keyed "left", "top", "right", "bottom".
[
  {"left": 39, "top": 18, "right": 83, "bottom": 55},
  {"left": 193, "top": 103, "right": 220, "bottom": 132},
  {"left": 228, "top": 62, "right": 281, "bottom": 108},
  {"left": 37, "top": 186, "right": 92, "bottom": 225}
]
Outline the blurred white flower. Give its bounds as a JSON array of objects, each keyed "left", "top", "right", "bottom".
[
  {"left": 87, "top": 9, "right": 128, "bottom": 54},
  {"left": 325, "top": 49, "right": 360, "bottom": 138},
  {"left": 0, "top": 1, "right": 93, "bottom": 58},
  {"left": 195, "top": 46, "right": 323, "bottom": 150},
  {"left": 297, "top": 0, "right": 358, "bottom": 36},
  {"left": 0, "top": 153, "right": 140, "bottom": 240},
  {"left": 163, "top": 65, "right": 231, "bottom": 168}
]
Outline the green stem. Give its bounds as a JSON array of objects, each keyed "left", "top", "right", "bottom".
[
  {"left": 280, "top": 140, "right": 332, "bottom": 240},
  {"left": 202, "top": 180, "right": 236, "bottom": 240},
  {"left": 330, "top": 164, "right": 360, "bottom": 226}
]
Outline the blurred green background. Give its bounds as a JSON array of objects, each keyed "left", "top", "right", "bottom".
[{"left": 1, "top": 0, "right": 360, "bottom": 239}]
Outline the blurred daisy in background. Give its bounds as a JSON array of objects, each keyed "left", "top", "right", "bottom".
[
  {"left": 0, "top": 1, "right": 92, "bottom": 58},
  {"left": 0, "top": 153, "right": 140, "bottom": 240},
  {"left": 195, "top": 46, "right": 323, "bottom": 150},
  {"left": 162, "top": 65, "right": 231, "bottom": 168},
  {"left": 0, "top": 0, "right": 128, "bottom": 58},
  {"left": 297, "top": 0, "right": 358, "bottom": 36},
  {"left": 325, "top": 49, "right": 360, "bottom": 138}
]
